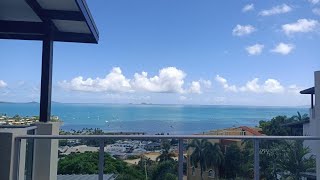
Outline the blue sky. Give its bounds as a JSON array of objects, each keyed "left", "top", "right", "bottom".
[{"left": 0, "top": 0, "right": 319, "bottom": 105}]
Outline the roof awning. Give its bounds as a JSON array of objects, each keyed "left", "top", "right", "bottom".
[
  {"left": 0, "top": 0, "right": 99, "bottom": 43},
  {"left": 300, "top": 87, "right": 314, "bottom": 95}
]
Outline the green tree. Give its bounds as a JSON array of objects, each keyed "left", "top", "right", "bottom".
[
  {"left": 156, "top": 140, "right": 176, "bottom": 162},
  {"left": 164, "top": 173, "right": 177, "bottom": 180},
  {"left": 221, "top": 144, "right": 241, "bottom": 179},
  {"left": 278, "top": 140, "right": 315, "bottom": 179},
  {"left": 292, "top": 111, "right": 310, "bottom": 121},
  {"left": 188, "top": 139, "right": 224, "bottom": 179},
  {"left": 58, "top": 152, "right": 144, "bottom": 179},
  {"left": 149, "top": 160, "right": 178, "bottom": 180},
  {"left": 259, "top": 116, "right": 292, "bottom": 136}
]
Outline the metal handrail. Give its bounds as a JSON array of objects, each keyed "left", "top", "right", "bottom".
[
  {"left": 0, "top": 125, "right": 37, "bottom": 131},
  {"left": 15, "top": 134, "right": 320, "bottom": 140},
  {"left": 13, "top": 135, "right": 320, "bottom": 180}
]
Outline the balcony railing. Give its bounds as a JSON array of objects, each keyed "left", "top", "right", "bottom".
[{"left": 13, "top": 135, "right": 320, "bottom": 180}]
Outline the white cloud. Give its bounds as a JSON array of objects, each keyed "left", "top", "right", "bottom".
[
  {"left": 242, "top": 4, "right": 254, "bottom": 12},
  {"left": 263, "top": 79, "right": 285, "bottom": 93},
  {"left": 0, "top": 80, "right": 7, "bottom": 88},
  {"left": 60, "top": 67, "right": 202, "bottom": 94},
  {"left": 288, "top": 84, "right": 302, "bottom": 94},
  {"left": 259, "top": 4, "right": 292, "bottom": 16},
  {"left": 271, "top": 43, "right": 294, "bottom": 55},
  {"left": 240, "top": 78, "right": 260, "bottom": 93},
  {"left": 240, "top": 78, "right": 284, "bottom": 93},
  {"left": 232, "top": 25, "right": 256, "bottom": 36},
  {"left": 312, "top": 8, "right": 320, "bottom": 15},
  {"left": 132, "top": 67, "right": 186, "bottom": 93},
  {"left": 179, "top": 96, "right": 188, "bottom": 101},
  {"left": 245, "top": 44, "right": 264, "bottom": 55},
  {"left": 58, "top": 67, "right": 132, "bottom": 93},
  {"left": 188, "top": 81, "right": 202, "bottom": 94},
  {"left": 199, "top": 79, "right": 212, "bottom": 88},
  {"left": 282, "top": 19, "right": 319, "bottom": 35},
  {"left": 309, "top": 0, "right": 320, "bottom": 4},
  {"left": 215, "top": 75, "right": 238, "bottom": 92}
]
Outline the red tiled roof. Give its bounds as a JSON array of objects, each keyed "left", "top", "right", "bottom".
[{"left": 239, "top": 126, "right": 263, "bottom": 136}]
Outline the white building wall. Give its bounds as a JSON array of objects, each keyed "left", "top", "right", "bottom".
[{"left": 315, "top": 71, "right": 320, "bottom": 179}]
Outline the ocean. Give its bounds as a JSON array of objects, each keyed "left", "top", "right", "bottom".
[{"left": 0, "top": 103, "right": 308, "bottom": 134}]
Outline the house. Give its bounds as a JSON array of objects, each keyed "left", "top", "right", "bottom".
[
  {"left": 145, "top": 142, "right": 161, "bottom": 151},
  {"left": 297, "top": 71, "right": 320, "bottom": 179}
]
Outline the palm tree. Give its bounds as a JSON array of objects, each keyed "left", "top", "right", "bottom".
[
  {"left": 156, "top": 141, "right": 176, "bottom": 162},
  {"left": 188, "top": 139, "right": 224, "bottom": 179},
  {"left": 293, "top": 111, "right": 309, "bottom": 121},
  {"left": 278, "top": 140, "right": 315, "bottom": 179},
  {"left": 205, "top": 142, "right": 224, "bottom": 177}
]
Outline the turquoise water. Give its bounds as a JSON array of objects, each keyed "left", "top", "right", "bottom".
[{"left": 0, "top": 103, "right": 308, "bottom": 134}]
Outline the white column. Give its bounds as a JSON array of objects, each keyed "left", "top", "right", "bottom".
[
  {"left": 314, "top": 71, "right": 320, "bottom": 179},
  {"left": 33, "top": 122, "right": 60, "bottom": 180},
  {"left": 0, "top": 129, "right": 27, "bottom": 180}
]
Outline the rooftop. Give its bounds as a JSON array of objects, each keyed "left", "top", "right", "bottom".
[
  {"left": 0, "top": 0, "right": 99, "bottom": 43},
  {"left": 300, "top": 87, "right": 315, "bottom": 95}
]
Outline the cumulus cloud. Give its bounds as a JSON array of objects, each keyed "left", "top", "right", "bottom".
[
  {"left": 239, "top": 78, "right": 260, "bottom": 93},
  {"left": 215, "top": 76, "right": 285, "bottom": 94},
  {"left": 259, "top": 4, "right": 292, "bottom": 16},
  {"left": 271, "top": 43, "right": 294, "bottom": 55},
  {"left": 232, "top": 25, "right": 256, "bottom": 36},
  {"left": 215, "top": 75, "right": 238, "bottom": 92},
  {"left": 282, "top": 19, "right": 319, "bottom": 35},
  {"left": 199, "top": 79, "right": 212, "bottom": 88},
  {"left": 0, "top": 80, "right": 7, "bottom": 88},
  {"left": 242, "top": 4, "right": 254, "bottom": 12},
  {"left": 312, "top": 8, "right": 320, "bottom": 15},
  {"left": 309, "top": 0, "right": 320, "bottom": 4},
  {"left": 188, "top": 81, "right": 202, "bottom": 94},
  {"left": 245, "top": 44, "right": 264, "bottom": 55},
  {"left": 240, "top": 78, "right": 284, "bottom": 93},
  {"left": 59, "top": 67, "right": 202, "bottom": 94},
  {"left": 59, "top": 67, "right": 132, "bottom": 93},
  {"left": 263, "top": 79, "right": 285, "bottom": 93},
  {"left": 131, "top": 67, "right": 186, "bottom": 93}
]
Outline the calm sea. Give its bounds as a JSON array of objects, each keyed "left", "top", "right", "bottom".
[{"left": 0, "top": 103, "right": 308, "bottom": 134}]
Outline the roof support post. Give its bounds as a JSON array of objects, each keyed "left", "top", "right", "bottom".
[{"left": 39, "top": 36, "right": 53, "bottom": 122}]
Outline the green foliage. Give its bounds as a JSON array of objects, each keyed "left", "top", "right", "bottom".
[
  {"left": 58, "top": 152, "right": 98, "bottom": 174},
  {"left": 278, "top": 140, "right": 315, "bottom": 179},
  {"left": 58, "top": 152, "right": 144, "bottom": 179},
  {"left": 149, "top": 160, "right": 178, "bottom": 180},
  {"left": 164, "top": 173, "right": 177, "bottom": 180},
  {"left": 220, "top": 144, "right": 242, "bottom": 179},
  {"left": 259, "top": 115, "right": 292, "bottom": 136},
  {"left": 259, "top": 112, "right": 309, "bottom": 136},
  {"left": 156, "top": 140, "right": 176, "bottom": 162},
  {"left": 292, "top": 111, "right": 310, "bottom": 121},
  {"left": 188, "top": 139, "right": 223, "bottom": 179}
]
